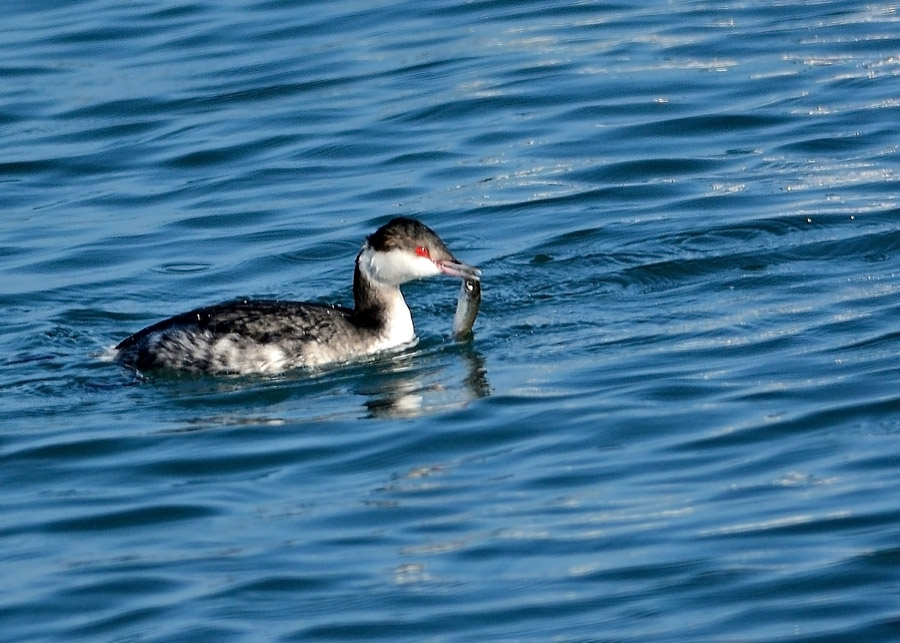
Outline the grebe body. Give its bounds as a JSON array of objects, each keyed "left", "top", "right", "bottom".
[{"left": 115, "top": 218, "right": 479, "bottom": 374}]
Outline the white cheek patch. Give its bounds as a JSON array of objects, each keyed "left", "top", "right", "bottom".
[{"left": 359, "top": 246, "right": 440, "bottom": 286}]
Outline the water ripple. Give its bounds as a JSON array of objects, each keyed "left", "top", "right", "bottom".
[{"left": 4, "top": 0, "right": 900, "bottom": 641}]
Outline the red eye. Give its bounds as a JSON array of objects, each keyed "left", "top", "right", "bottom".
[{"left": 415, "top": 246, "right": 431, "bottom": 259}]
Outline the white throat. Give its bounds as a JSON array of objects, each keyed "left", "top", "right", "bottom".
[{"left": 372, "top": 286, "right": 416, "bottom": 351}]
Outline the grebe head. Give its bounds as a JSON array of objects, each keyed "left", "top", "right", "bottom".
[{"left": 358, "top": 217, "right": 480, "bottom": 287}]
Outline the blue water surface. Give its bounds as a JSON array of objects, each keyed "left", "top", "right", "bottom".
[{"left": 3, "top": 1, "right": 900, "bottom": 641}]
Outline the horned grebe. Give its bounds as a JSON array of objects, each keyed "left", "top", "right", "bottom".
[{"left": 114, "top": 217, "right": 480, "bottom": 374}]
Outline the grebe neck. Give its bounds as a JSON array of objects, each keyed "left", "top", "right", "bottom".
[{"left": 351, "top": 249, "right": 415, "bottom": 344}]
